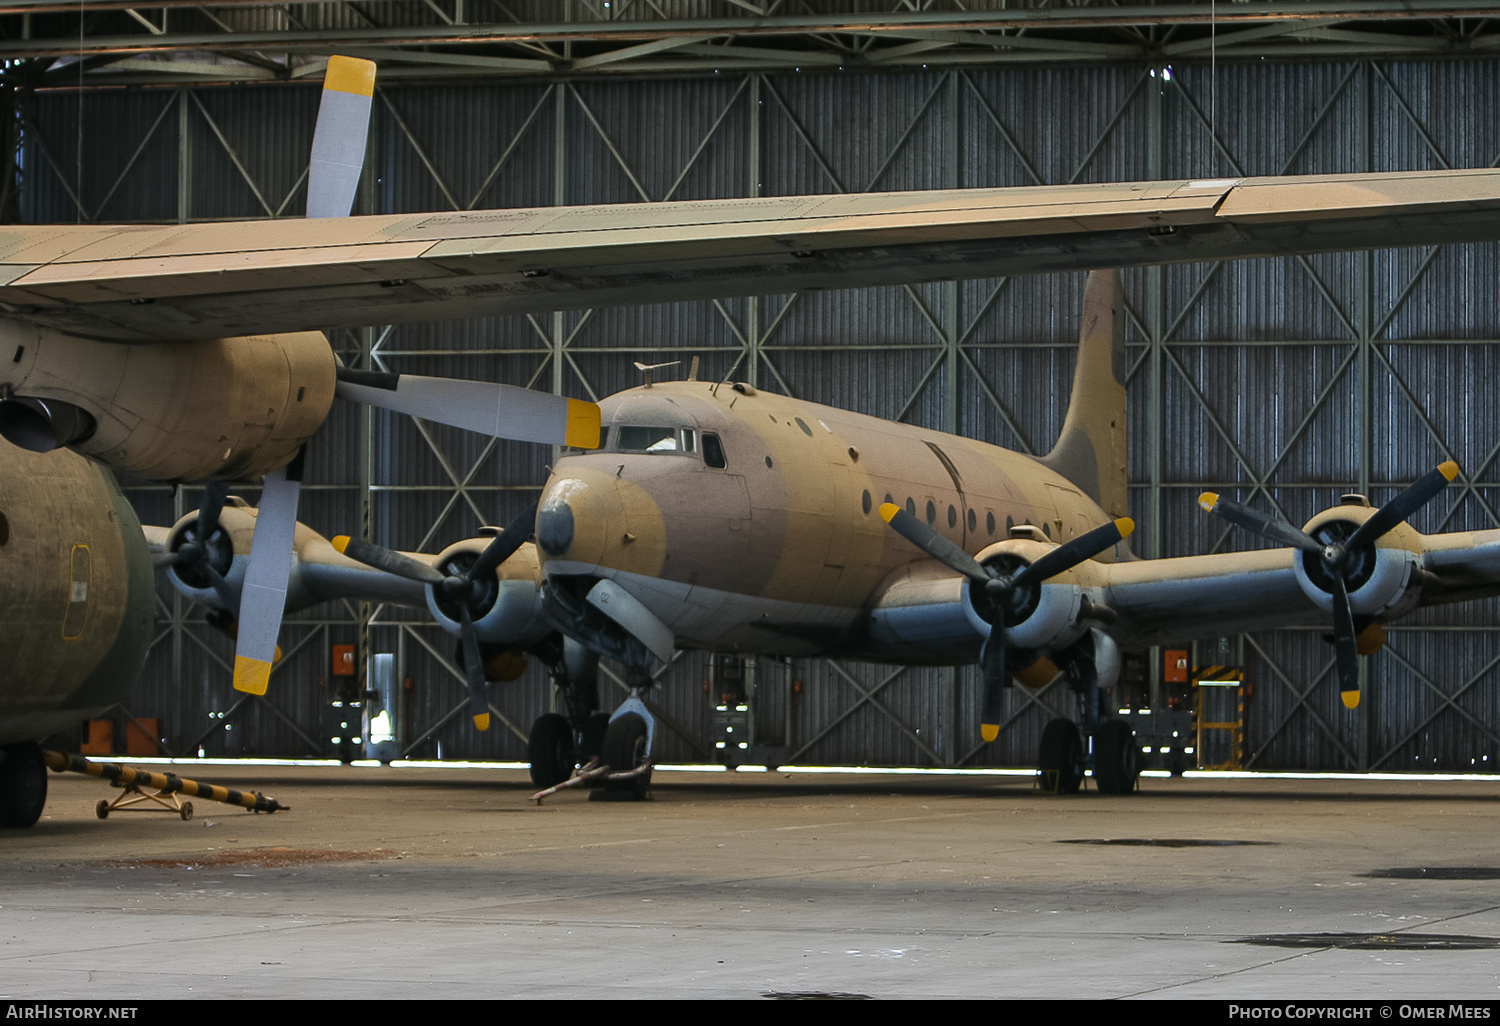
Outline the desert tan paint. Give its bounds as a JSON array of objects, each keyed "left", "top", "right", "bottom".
[
  {"left": 2, "top": 169, "right": 1500, "bottom": 341},
  {"left": 548, "top": 381, "right": 1115, "bottom": 611},
  {"left": 0, "top": 443, "right": 153, "bottom": 745},
  {"left": 0, "top": 324, "right": 335, "bottom": 481}
]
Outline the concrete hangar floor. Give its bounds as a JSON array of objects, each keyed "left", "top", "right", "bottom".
[{"left": 1, "top": 765, "right": 1498, "bottom": 1001}]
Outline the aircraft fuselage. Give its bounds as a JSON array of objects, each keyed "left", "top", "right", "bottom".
[
  {"left": 537, "top": 381, "right": 1119, "bottom": 662},
  {"left": 0, "top": 442, "right": 155, "bottom": 746}
]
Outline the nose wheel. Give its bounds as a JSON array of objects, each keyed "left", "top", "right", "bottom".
[
  {"left": 527, "top": 713, "right": 577, "bottom": 789},
  {"left": 594, "top": 712, "right": 652, "bottom": 801},
  {"left": 527, "top": 711, "right": 613, "bottom": 789}
]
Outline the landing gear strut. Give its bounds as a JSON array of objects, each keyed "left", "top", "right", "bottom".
[
  {"left": 1039, "top": 629, "right": 1139, "bottom": 795},
  {"left": 0, "top": 741, "right": 47, "bottom": 828}
]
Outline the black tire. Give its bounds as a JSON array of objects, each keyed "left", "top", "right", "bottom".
[
  {"left": 1037, "top": 718, "right": 1084, "bottom": 795},
  {"left": 578, "top": 712, "right": 610, "bottom": 762},
  {"left": 1094, "top": 718, "right": 1139, "bottom": 795},
  {"left": 528, "top": 713, "right": 577, "bottom": 789},
  {"left": 0, "top": 742, "right": 47, "bottom": 828},
  {"left": 600, "top": 713, "right": 651, "bottom": 800}
]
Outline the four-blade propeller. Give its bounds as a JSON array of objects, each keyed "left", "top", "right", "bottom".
[
  {"left": 1200, "top": 460, "right": 1458, "bottom": 709},
  {"left": 879, "top": 503, "right": 1132, "bottom": 743},
  {"left": 334, "top": 502, "right": 538, "bottom": 730}
]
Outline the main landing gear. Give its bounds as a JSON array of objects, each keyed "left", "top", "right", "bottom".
[
  {"left": 1036, "top": 630, "right": 1139, "bottom": 795},
  {"left": 0, "top": 740, "right": 47, "bottom": 828}
]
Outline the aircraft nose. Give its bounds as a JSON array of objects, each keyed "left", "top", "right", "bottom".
[
  {"left": 535, "top": 470, "right": 666, "bottom": 577},
  {"left": 536, "top": 495, "right": 574, "bottom": 556},
  {"left": 536, "top": 475, "right": 617, "bottom": 568}
]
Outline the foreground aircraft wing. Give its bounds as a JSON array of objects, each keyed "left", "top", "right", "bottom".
[{"left": 7, "top": 168, "right": 1500, "bottom": 341}]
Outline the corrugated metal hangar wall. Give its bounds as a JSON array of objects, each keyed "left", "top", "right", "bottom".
[{"left": 18, "top": 56, "right": 1500, "bottom": 773}]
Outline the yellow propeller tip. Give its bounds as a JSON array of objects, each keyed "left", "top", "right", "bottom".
[
  {"left": 473, "top": 713, "right": 491, "bottom": 732},
  {"left": 1439, "top": 460, "right": 1460, "bottom": 481},
  {"left": 1341, "top": 690, "right": 1361, "bottom": 710},
  {"left": 1198, "top": 492, "right": 1220, "bottom": 513},
  {"left": 1114, "top": 517, "right": 1135, "bottom": 538},
  {"left": 879, "top": 502, "right": 901, "bottom": 523},
  {"left": 324, "top": 56, "right": 376, "bottom": 97},
  {"left": 232, "top": 655, "right": 272, "bottom": 696},
  {"left": 565, "top": 399, "right": 603, "bottom": 450},
  {"left": 980, "top": 724, "right": 999, "bottom": 743},
  {"left": 332, "top": 535, "right": 350, "bottom": 554}
]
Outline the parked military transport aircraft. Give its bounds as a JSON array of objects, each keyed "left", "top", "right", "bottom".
[
  {"left": 0, "top": 443, "right": 152, "bottom": 826},
  {"left": 14, "top": 54, "right": 1500, "bottom": 816},
  {"left": 325, "top": 269, "right": 1500, "bottom": 799}
]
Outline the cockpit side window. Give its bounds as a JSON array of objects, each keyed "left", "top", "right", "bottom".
[{"left": 702, "top": 433, "right": 726, "bottom": 469}]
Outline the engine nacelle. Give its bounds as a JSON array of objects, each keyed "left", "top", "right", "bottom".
[
  {"left": 162, "top": 500, "right": 256, "bottom": 609},
  {"left": 1292, "top": 502, "right": 1427, "bottom": 620},
  {"left": 0, "top": 322, "right": 335, "bottom": 482},
  {"left": 960, "top": 537, "right": 1107, "bottom": 654},
  {"left": 425, "top": 538, "right": 550, "bottom": 649}
]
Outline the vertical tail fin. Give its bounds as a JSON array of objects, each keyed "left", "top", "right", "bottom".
[{"left": 1040, "top": 269, "right": 1128, "bottom": 518}]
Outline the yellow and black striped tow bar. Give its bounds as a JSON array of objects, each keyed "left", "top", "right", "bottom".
[{"left": 44, "top": 751, "right": 290, "bottom": 821}]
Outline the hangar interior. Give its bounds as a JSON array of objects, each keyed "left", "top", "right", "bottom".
[{"left": 11, "top": 1, "right": 1500, "bottom": 775}]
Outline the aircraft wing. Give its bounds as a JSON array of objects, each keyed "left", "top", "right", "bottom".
[
  {"left": 865, "top": 547, "right": 1316, "bottom": 660},
  {"left": 10, "top": 168, "right": 1500, "bottom": 342},
  {"left": 147, "top": 512, "right": 435, "bottom": 615},
  {"left": 1097, "top": 549, "right": 1316, "bottom": 646},
  {"left": 290, "top": 531, "right": 434, "bottom": 611},
  {"left": 867, "top": 527, "right": 1500, "bottom": 661}
]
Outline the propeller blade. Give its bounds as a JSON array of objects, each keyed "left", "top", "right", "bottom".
[
  {"left": 1329, "top": 573, "right": 1362, "bottom": 710},
  {"left": 456, "top": 601, "right": 491, "bottom": 731},
  {"left": 232, "top": 459, "right": 302, "bottom": 696},
  {"left": 879, "top": 502, "right": 988, "bottom": 581},
  {"left": 336, "top": 368, "right": 602, "bottom": 450},
  {"left": 332, "top": 534, "right": 447, "bottom": 587},
  {"left": 1011, "top": 517, "right": 1134, "bottom": 591},
  {"left": 978, "top": 628, "right": 1007, "bottom": 743},
  {"left": 1345, "top": 461, "right": 1459, "bottom": 551},
  {"left": 306, "top": 56, "right": 375, "bottom": 219},
  {"left": 467, "top": 502, "right": 539, "bottom": 583},
  {"left": 196, "top": 481, "right": 229, "bottom": 544},
  {"left": 200, "top": 562, "right": 243, "bottom": 618},
  {"left": 1198, "top": 493, "right": 1323, "bottom": 552}
]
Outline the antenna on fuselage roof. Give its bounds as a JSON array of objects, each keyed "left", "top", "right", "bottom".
[{"left": 633, "top": 361, "right": 679, "bottom": 388}]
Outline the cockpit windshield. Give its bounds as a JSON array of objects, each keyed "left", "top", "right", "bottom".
[
  {"left": 617, "top": 426, "right": 681, "bottom": 452},
  {"left": 564, "top": 423, "right": 714, "bottom": 461}
]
